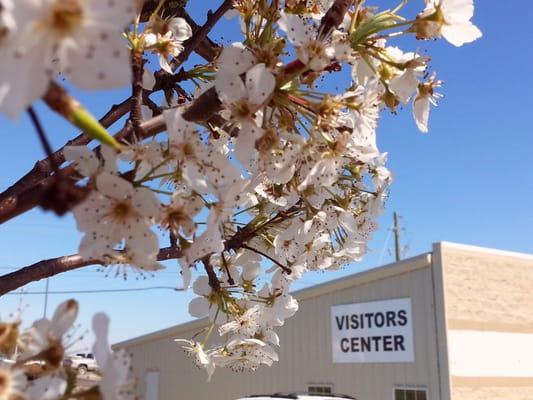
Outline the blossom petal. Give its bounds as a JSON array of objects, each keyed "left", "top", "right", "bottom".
[
  {"left": 245, "top": 64, "right": 275, "bottom": 106},
  {"left": 92, "top": 312, "right": 111, "bottom": 369},
  {"left": 413, "top": 96, "right": 430, "bottom": 133},
  {"left": 215, "top": 71, "right": 247, "bottom": 105},
  {"left": 0, "top": 45, "right": 50, "bottom": 119},
  {"left": 441, "top": 22, "right": 482, "bottom": 47},
  {"left": 217, "top": 43, "right": 256, "bottom": 75},
  {"left": 96, "top": 172, "right": 134, "bottom": 200},
  {"left": 66, "top": 33, "right": 131, "bottom": 89},
  {"left": 51, "top": 299, "right": 78, "bottom": 338},
  {"left": 389, "top": 69, "right": 419, "bottom": 104},
  {"left": 64, "top": 146, "right": 100, "bottom": 177},
  {"left": 168, "top": 17, "right": 192, "bottom": 42},
  {"left": 131, "top": 187, "right": 161, "bottom": 219},
  {"left": 189, "top": 297, "right": 210, "bottom": 318},
  {"left": 163, "top": 107, "right": 196, "bottom": 144},
  {"left": 278, "top": 11, "right": 311, "bottom": 46},
  {"left": 26, "top": 376, "right": 67, "bottom": 400}
]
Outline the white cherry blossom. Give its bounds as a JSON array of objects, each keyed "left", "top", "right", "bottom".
[
  {"left": 413, "top": 73, "right": 443, "bottom": 133},
  {"left": 160, "top": 192, "right": 203, "bottom": 237},
  {"left": 416, "top": 0, "right": 482, "bottom": 46},
  {"left": 215, "top": 338, "right": 278, "bottom": 372},
  {"left": 64, "top": 144, "right": 118, "bottom": 178},
  {"left": 278, "top": 11, "right": 338, "bottom": 71},
  {"left": 218, "top": 306, "right": 262, "bottom": 337},
  {"left": 26, "top": 376, "right": 66, "bottom": 400},
  {"left": 217, "top": 42, "right": 257, "bottom": 75},
  {"left": 174, "top": 339, "right": 216, "bottom": 381},
  {"left": 215, "top": 63, "right": 276, "bottom": 124},
  {"left": 0, "top": 365, "right": 26, "bottom": 400},
  {"left": 0, "top": 0, "right": 134, "bottom": 118},
  {"left": 74, "top": 172, "right": 160, "bottom": 263},
  {"left": 92, "top": 313, "right": 135, "bottom": 400},
  {"left": 144, "top": 17, "right": 192, "bottom": 73},
  {"left": 21, "top": 299, "right": 78, "bottom": 373}
]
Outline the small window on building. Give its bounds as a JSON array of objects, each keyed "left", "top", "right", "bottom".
[
  {"left": 308, "top": 385, "right": 333, "bottom": 395},
  {"left": 394, "top": 387, "right": 428, "bottom": 400}
]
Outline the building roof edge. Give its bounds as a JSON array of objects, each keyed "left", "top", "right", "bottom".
[
  {"left": 436, "top": 241, "right": 533, "bottom": 261},
  {"left": 113, "top": 252, "right": 432, "bottom": 349}
]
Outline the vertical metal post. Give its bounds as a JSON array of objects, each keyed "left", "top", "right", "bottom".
[
  {"left": 43, "top": 278, "right": 49, "bottom": 318},
  {"left": 393, "top": 212, "right": 401, "bottom": 262}
]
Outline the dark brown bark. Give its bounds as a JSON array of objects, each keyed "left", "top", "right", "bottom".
[
  {"left": 0, "top": 247, "right": 183, "bottom": 296},
  {"left": 0, "top": 1, "right": 228, "bottom": 219},
  {"left": 319, "top": 0, "right": 354, "bottom": 39},
  {"left": 0, "top": 98, "right": 131, "bottom": 205},
  {"left": 0, "top": 115, "right": 167, "bottom": 225},
  {"left": 170, "top": 0, "right": 234, "bottom": 71}
]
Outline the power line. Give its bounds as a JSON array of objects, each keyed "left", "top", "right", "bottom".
[
  {"left": 6, "top": 286, "right": 183, "bottom": 295},
  {"left": 378, "top": 221, "right": 394, "bottom": 266}
]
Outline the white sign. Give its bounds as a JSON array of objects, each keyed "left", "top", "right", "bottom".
[{"left": 331, "top": 298, "right": 414, "bottom": 363}]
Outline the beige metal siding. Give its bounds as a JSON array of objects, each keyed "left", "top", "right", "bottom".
[
  {"left": 439, "top": 243, "right": 533, "bottom": 399},
  {"left": 124, "top": 256, "right": 442, "bottom": 400}
]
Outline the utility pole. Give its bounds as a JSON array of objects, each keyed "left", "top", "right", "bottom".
[
  {"left": 43, "top": 278, "right": 49, "bottom": 318},
  {"left": 393, "top": 212, "right": 401, "bottom": 262}
]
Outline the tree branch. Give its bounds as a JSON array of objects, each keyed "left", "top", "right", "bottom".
[
  {"left": 0, "top": 246, "right": 183, "bottom": 297},
  {"left": 0, "top": 114, "right": 167, "bottom": 225},
  {"left": 140, "top": 1, "right": 223, "bottom": 63},
  {"left": 201, "top": 256, "right": 220, "bottom": 292},
  {"left": 0, "top": 97, "right": 131, "bottom": 204},
  {"left": 170, "top": 0, "right": 234, "bottom": 71},
  {"left": 0, "top": 1, "right": 229, "bottom": 218},
  {"left": 0, "top": 201, "right": 303, "bottom": 295},
  {"left": 130, "top": 50, "right": 145, "bottom": 136},
  {"left": 318, "top": 0, "right": 354, "bottom": 39}
]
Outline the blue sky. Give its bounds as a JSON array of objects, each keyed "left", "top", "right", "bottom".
[{"left": 0, "top": 1, "right": 531, "bottom": 350}]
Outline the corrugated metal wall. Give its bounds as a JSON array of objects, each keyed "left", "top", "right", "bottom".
[{"left": 125, "top": 261, "right": 442, "bottom": 400}]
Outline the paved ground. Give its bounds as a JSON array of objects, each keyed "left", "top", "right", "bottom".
[{"left": 76, "top": 372, "right": 101, "bottom": 390}]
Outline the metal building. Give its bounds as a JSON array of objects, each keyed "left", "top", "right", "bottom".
[{"left": 116, "top": 242, "right": 533, "bottom": 400}]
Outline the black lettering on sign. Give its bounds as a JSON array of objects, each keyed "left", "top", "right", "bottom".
[
  {"left": 361, "top": 336, "right": 371, "bottom": 352},
  {"left": 386, "top": 311, "right": 396, "bottom": 326},
  {"left": 398, "top": 309, "right": 408, "bottom": 326},
  {"left": 383, "top": 335, "right": 393, "bottom": 351},
  {"left": 351, "top": 337, "right": 360, "bottom": 352},
  {"left": 335, "top": 316, "right": 346, "bottom": 330},
  {"left": 364, "top": 312, "right": 373, "bottom": 328},
  {"left": 371, "top": 336, "right": 381, "bottom": 351},
  {"left": 340, "top": 338, "right": 350, "bottom": 352},
  {"left": 350, "top": 314, "right": 359, "bottom": 329},
  {"left": 375, "top": 312, "right": 385, "bottom": 327},
  {"left": 394, "top": 335, "right": 405, "bottom": 351}
]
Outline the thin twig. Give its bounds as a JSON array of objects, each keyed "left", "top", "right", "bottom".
[
  {"left": 221, "top": 252, "right": 235, "bottom": 286},
  {"left": 0, "top": 0, "right": 232, "bottom": 212},
  {"left": 171, "top": 0, "right": 234, "bottom": 71},
  {"left": 241, "top": 244, "right": 292, "bottom": 274},
  {"left": 27, "top": 107, "right": 59, "bottom": 174},
  {"left": 0, "top": 114, "right": 168, "bottom": 225},
  {"left": 201, "top": 255, "right": 220, "bottom": 291},
  {"left": 130, "top": 49, "right": 145, "bottom": 137},
  {"left": 0, "top": 97, "right": 131, "bottom": 204}
]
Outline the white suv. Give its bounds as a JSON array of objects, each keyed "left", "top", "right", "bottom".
[
  {"left": 63, "top": 353, "right": 98, "bottom": 375},
  {"left": 238, "top": 393, "right": 356, "bottom": 400}
]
